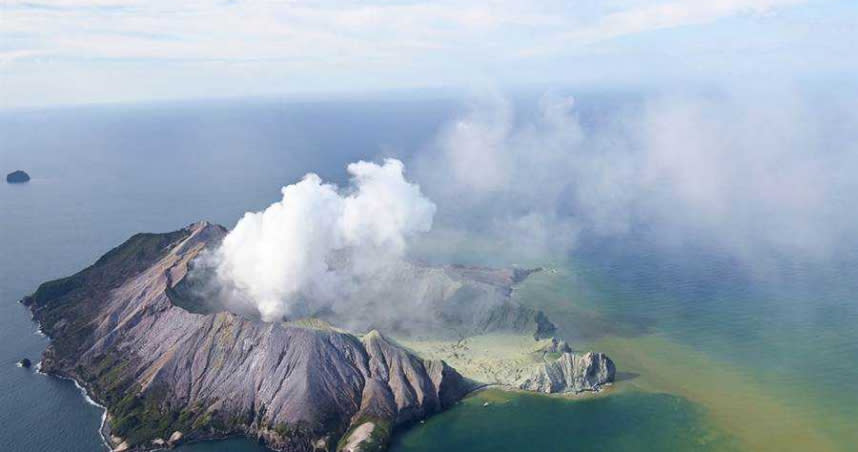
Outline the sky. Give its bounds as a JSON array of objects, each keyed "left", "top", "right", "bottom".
[{"left": 1, "top": 0, "right": 856, "bottom": 108}]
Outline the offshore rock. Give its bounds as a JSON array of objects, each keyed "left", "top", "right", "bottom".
[
  {"left": 517, "top": 352, "right": 615, "bottom": 394},
  {"left": 6, "top": 170, "right": 30, "bottom": 183}
]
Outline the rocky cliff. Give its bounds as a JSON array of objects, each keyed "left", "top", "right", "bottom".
[{"left": 517, "top": 352, "right": 616, "bottom": 394}]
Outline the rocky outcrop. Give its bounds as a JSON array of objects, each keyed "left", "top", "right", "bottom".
[
  {"left": 26, "top": 222, "right": 472, "bottom": 451},
  {"left": 517, "top": 352, "right": 615, "bottom": 394},
  {"left": 536, "top": 337, "right": 571, "bottom": 354},
  {"left": 6, "top": 170, "right": 30, "bottom": 183}
]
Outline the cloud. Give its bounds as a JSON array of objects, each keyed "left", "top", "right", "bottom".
[
  {"left": 414, "top": 91, "right": 632, "bottom": 262},
  {"left": 1, "top": 0, "right": 810, "bottom": 62},
  {"left": 0, "top": 49, "right": 47, "bottom": 65},
  {"left": 520, "top": 0, "right": 809, "bottom": 57},
  {"left": 414, "top": 85, "right": 858, "bottom": 268},
  {"left": 212, "top": 158, "right": 435, "bottom": 321},
  {"left": 3, "top": 0, "right": 837, "bottom": 107}
]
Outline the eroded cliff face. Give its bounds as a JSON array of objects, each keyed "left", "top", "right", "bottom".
[
  {"left": 517, "top": 352, "right": 616, "bottom": 394},
  {"left": 25, "top": 222, "right": 471, "bottom": 451},
  {"left": 24, "top": 221, "right": 614, "bottom": 451}
]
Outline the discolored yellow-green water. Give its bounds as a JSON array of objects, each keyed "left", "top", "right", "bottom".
[
  {"left": 391, "top": 388, "right": 738, "bottom": 452},
  {"left": 391, "top": 246, "right": 858, "bottom": 452}
]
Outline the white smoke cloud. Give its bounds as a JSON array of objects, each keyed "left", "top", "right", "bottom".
[
  {"left": 414, "top": 86, "right": 858, "bottom": 269},
  {"left": 414, "top": 92, "right": 626, "bottom": 263},
  {"left": 213, "top": 158, "right": 435, "bottom": 321}
]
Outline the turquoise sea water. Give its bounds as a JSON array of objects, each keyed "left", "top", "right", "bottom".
[{"left": 2, "top": 96, "right": 856, "bottom": 451}]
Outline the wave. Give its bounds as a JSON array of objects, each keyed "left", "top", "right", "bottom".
[{"left": 36, "top": 366, "right": 110, "bottom": 451}]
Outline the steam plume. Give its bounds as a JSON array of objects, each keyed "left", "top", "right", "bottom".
[{"left": 214, "top": 158, "right": 435, "bottom": 321}]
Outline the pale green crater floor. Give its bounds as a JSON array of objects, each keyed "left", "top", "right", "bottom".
[{"left": 397, "top": 334, "right": 553, "bottom": 387}]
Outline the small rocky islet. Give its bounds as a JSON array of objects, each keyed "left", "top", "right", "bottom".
[
  {"left": 6, "top": 170, "right": 31, "bottom": 183},
  {"left": 22, "top": 221, "right": 615, "bottom": 452}
]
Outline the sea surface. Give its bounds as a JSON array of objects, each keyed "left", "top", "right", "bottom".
[{"left": 1, "top": 95, "right": 856, "bottom": 451}]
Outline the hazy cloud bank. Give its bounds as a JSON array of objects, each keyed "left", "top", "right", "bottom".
[
  {"left": 414, "top": 86, "right": 858, "bottom": 267},
  {"left": 6, "top": 0, "right": 850, "bottom": 107}
]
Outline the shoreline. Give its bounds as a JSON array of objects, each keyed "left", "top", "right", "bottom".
[
  {"left": 30, "top": 333, "right": 609, "bottom": 452},
  {"left": 35, "top": 363, "right": 113, "bottom": 451},
  {"left": 25, "top": 302, "right": 608, "bottom": 451},
  {"left": 31, "top": 317, "right": 114, "bottom": 452},
  {"left": 465, "top": 380, "right": 615, "bottom": 400}
]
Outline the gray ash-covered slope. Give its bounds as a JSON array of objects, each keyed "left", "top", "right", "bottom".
[
  {"left": 307, "top": 262, "right": 556, "bottom": 340},
  {"left": 24, "top": 222, "right": 473, "bottom": 451},
  {"left": 425, "top": 265, "right": 555, "bottom": 339}
]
